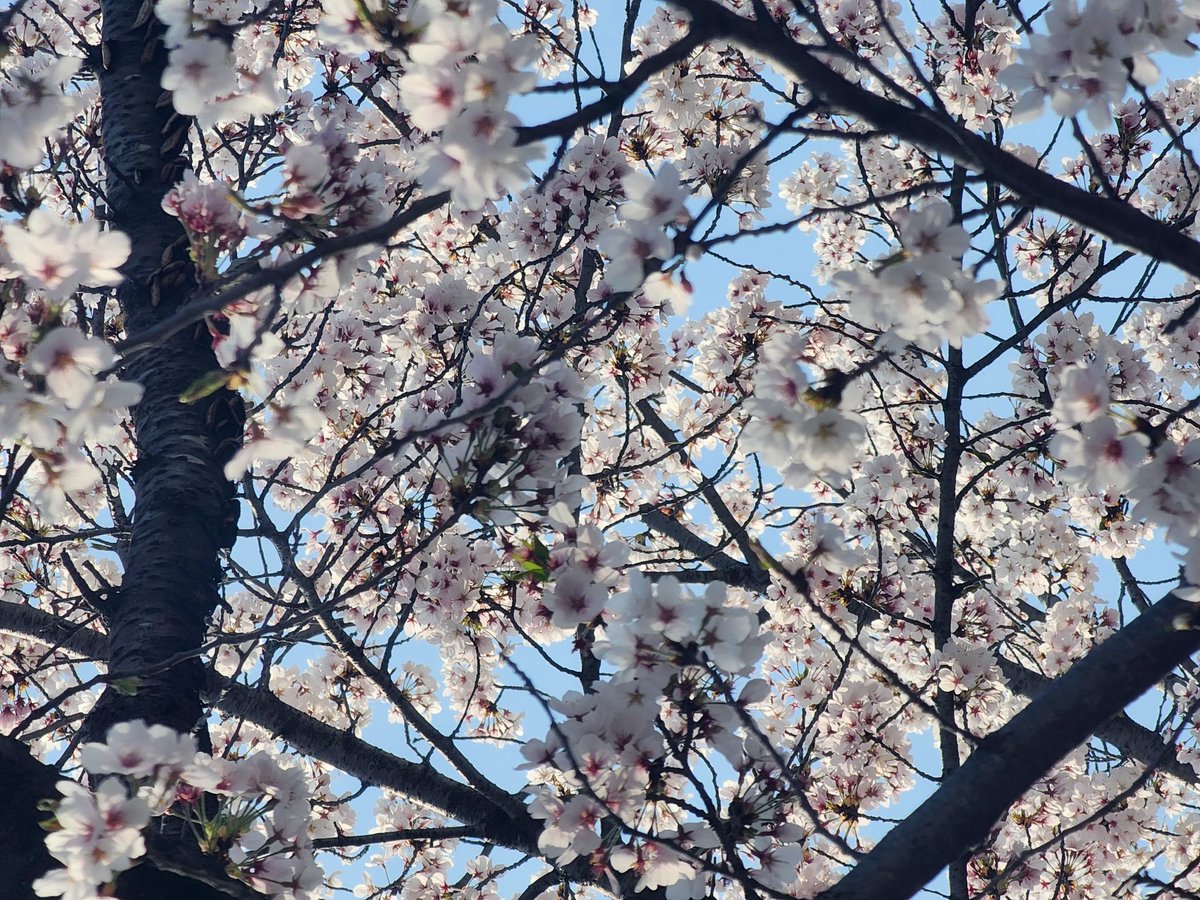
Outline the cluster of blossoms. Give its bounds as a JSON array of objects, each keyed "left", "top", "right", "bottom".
[
  {"left": 1049, "top": 359, "right": 1150, "bottom": 493},
  {"left": 0, "top": 156, "right": 137, "bottom": 521},
  {"left": 278, "top": 125, "right": 389, "bottom": 230},
  {"left": 1003, "top": 0, "right": 1200, "bottom": 128},
  {"left": 0, "top": 55, "right": 84, "bottom": 169},
  {"left": 389, "top": 0, "right": 543, "bottom": 207},
  {"left": 404, "top": 334, "right": 589, "bottom": 526},
  {"left": 596, "top": 573, "right": 769, "bottom": 677},
  {"left": 160, "top": 168, "right": 252, "bottom": 283},
  {"left": 538, "top": 502, "right": 629, "bottom": 629},
  {"left": 741, "top": 331, "right": 868, "bottom": 480},
  {"left": 156, "top": 0, "right": 282, "bottom": 127},
  {"left": 527, "top": 574, "right": 778, "bottom": 896},
  {"left": 598, "top": 162, "right": 690, "bottom": 296},
  {"left": 3, "top": 211, "right": 130, "bottom": 302},
  {"left": 161, "top": 172, "right": 250, "bottom": 279},
  {"left": 0, "top": 317, "right": 141, "bottom": 516},
  {"left": 923, "top": 2, "right": 1021, "bottom": 128},
  {"left": 1042, "top": 313, "right": 1200, "bottom": 592},
  {"left": 35, "top": 721, "right": 321, "bottom": 900},
  {"left": 832, "top": 199, "right": 998, "bottom": 348}
]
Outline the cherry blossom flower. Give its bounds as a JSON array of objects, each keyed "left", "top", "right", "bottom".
[
  {"left": 1052, "top": 416, "right": 1149, "bottom": 492},
  {"left": 26, "top": 329, "right": 118, "bottom": 409},
  {"left": 1003, "top": 0, "right": 1197, "bottom": 127},
  {"left": 530, "top": 792, "right": 604, "bottom": 863},
  {"left": 162, "top": 172, "right": 248, "bottom": 254},
  {"left": 832, "top": 199, "right": 998, "bottom": 347},
  {"left": 37, "top": 779, "right": 150, "bottom": 893},
  {"left": 38, "top": 722, "right": 323, "bottom": 899},
  {"left": 598, "top": 222, "right": 673, "bottom": 292},
  {"left": 0, "top": 55, "right": 85, "bottom": 169},
  {"left": 28, "top": 451, "right": 100, "bottom": 519},
  {"left": 1052, "top": 361, "right": 1112, "bottom": 426},
  {"left": 3, "top": 211, "right": 130, "bottom": 301},
  {"left": 160, "top": 35, "right": 280, "bottom": 128},
  {"left": 315, "top": 0, "right": 389, "bottom": 53},
  {"left": 80, "top": 720, "right": 196, "bottom": 784},
  {"left": 398, "top": 66, "right": 467, "bottom": 132},
  {"left": 220, "top": 373, "right": 329, "bottom": 480},
  {"left": 612, "top": 840, "right": 703, "bottom": 894},
  {"left": 600, "top": 164, "right": 691, "bottom": 292},
  {"left": 621, "top": 163, "right": 688, "bottom": 227},
  {"left": 419, "top": 108, "right": 542, "bottom": 208}
]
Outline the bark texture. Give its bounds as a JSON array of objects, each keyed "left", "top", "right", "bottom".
[
  {"left": 0, "top": 735, "right": 59, "bottom": 897},
  {"left": 84, "top": 0, "right": 242, "bottom": 742}
]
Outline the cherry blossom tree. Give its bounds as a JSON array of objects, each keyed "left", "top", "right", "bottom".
[{"left": 8, "top": 0, "right": 1200, "bottom": 897}]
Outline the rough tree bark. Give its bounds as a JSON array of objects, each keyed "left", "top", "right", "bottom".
[{"left": 83, "top": 0, "right": 243, "bottom": 744}]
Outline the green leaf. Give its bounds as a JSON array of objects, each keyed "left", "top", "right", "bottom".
[
  {"left": 515, "top": 559, "right": 549, "bottom": 581},
  {"left": 525, "top": 535, "right": 551, "bottom": 567},
  {"left": 508, "top": 536, "right": 551, "bottom": 582},
  {"left": 110, "top": 676, "right": 142, "bottom": 696},
  {"left": 180, "top": 370, "right": 234, "bottom": 405}
]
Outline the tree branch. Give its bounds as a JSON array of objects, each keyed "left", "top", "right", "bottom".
[
  {"left": 998, "top": 656, "right": 1197, "bottom": 785},
  {"left": 815, "top": 592, "right": 1200, "bottom": 900},
  {"left": 671, "top": 0, "right": 1200, "bottom": 285}
]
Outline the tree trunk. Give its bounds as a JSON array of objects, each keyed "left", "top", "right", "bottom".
[
  {"left": 0, "top": 735, "right": 60, "bottom": 897},
  {"left": 82, "top": 0, "right": 242, "bottom": 752}
]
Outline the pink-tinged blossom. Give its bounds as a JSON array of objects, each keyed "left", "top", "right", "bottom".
[
  {"left": 598, "top": 222, "right": 673, "bottom": 292},
  {"left": 742, "top": 333, "right": 867, "bottom": 478},
  {"left": 314, "top": 0, "right": 388, "bottom": 53},
  {"left": 599, "top": 573, "right": 769, "bottom": 675},
  {"left": 418, "top": 108, "right": 542, "bottom": 208},
  {"left": 31, "top": 866, "right": 107, "bottom": 900},
  {"left": 26, "top": 329, "right": 117, "bottom": 409},
  {"left": 29, "top": 451, "right": 101, "bottom": 519},
  {"left": 1052, "top": 416, "right": 1149, "bottom": 491},
  {"left": 793, "top": 408, "right": 869, "bottom": 474},
  {"left": 609, "top": 841, "right": 700, "bottom": 894},
  {"left": 1129, "top": 439, "right": 1200, "bottom": 546},
  {"left": 281, "top": 142, "right": 332, "bottom": 219},
  {"left": 641, "top": 271, "right": 694, "bottom": 317},
  {"left": 161, "top": 36, "right": 280, "bottom": 128},
  {"left": 39, "top": 779, "right": 150, "bottom": 889},
  {"left": 1052, "top": 361, "right": 1112, "bottom": 426},
  {"left": 0, "top": 55, "right": 85, "bottom": 169},
  {"left": 162, "top": 172, "right": 248, "bottom": 252},
  {"left": 933, "top": 638, "right": 1000, "bottom": 695},
  {"left": 894, "top": 199, "right": 970, "bottom": 263},
  {"left": 621, "top": 162, "right": 688, "bottom": 227},
  {"left": 599, "top": 164, "right": 691, "bottom": 292},
  {"left": 544, "top": 567, "right": 607, "bottom": 628},
  {"left": 80, "top": 720, "right": 196, "bottom": 785},
  {"left": 530, "top": 792, "right": 604, "bottom": 863},
  {"left": 832, "top": 199, "right": 998, "bottom": 347},
  {"left": 398, "top": 66, "right": 467, "bottom": 133},
  {"left": 1003, "top": 0, "right": 1197, "bottom": 128},
  {"left": 161, "top": 35, "right": 237, "bottom": 109},
  {"left": 3, "top": 211, "right": 130, "bottom": 301}
]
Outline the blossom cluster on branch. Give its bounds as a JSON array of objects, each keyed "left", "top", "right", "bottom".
[{"left": 35, "top": 721, "right": 320, "bottom": 899}]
